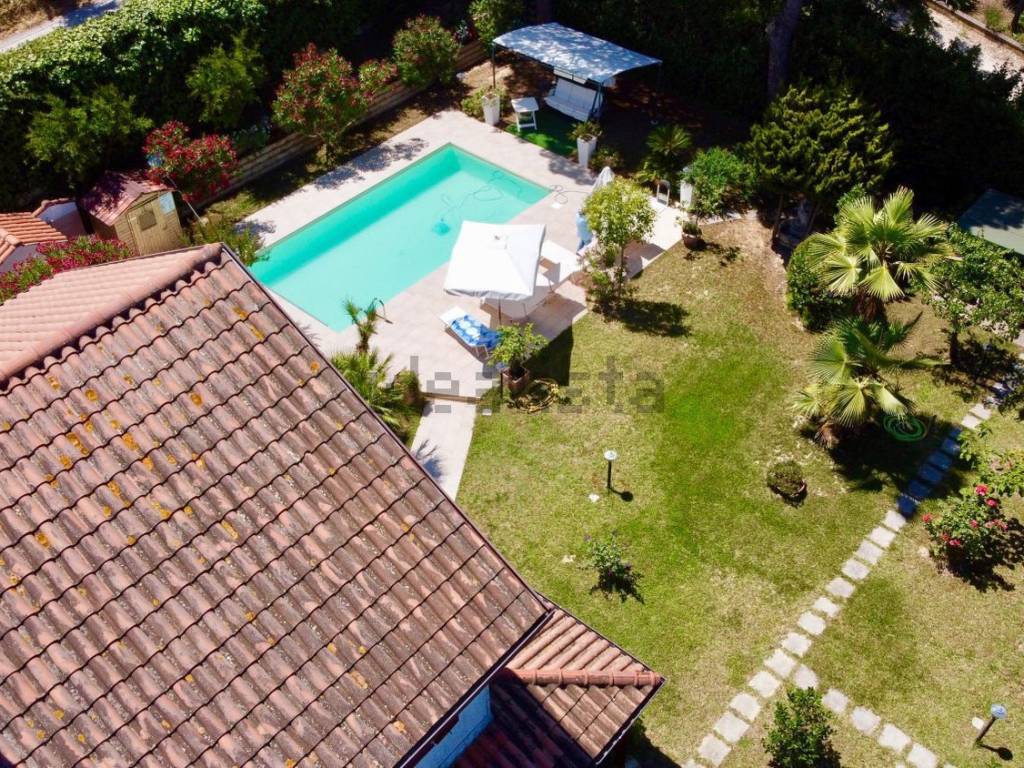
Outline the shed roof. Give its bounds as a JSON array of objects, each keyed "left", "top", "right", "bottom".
[
  {"left": 0, "top": 212, "right": 67, "bottom": 265},
  {"left": 493, "top": 23, "right": 661, "bottom": 85},
  {"left": 0, "top": 245, "right": 549, "bottom": 767},
  {"left": 958, "top": 188, "right": 1024, "bottom": 254},
  {"left": 82, "top": 171, "right": 171, "bottom": 227}
]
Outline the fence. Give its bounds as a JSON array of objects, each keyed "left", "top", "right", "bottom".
[{"left": 206, "top": 40, "right": 488, "bottom": 204}]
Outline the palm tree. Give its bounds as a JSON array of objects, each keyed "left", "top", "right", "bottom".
[
  {"left": 344, "top": 298, "right": 382, "bottom": 354},
  {"left": 331, "top": 348, "right": 403, "bottom": 431},
  {"left": 803, "top": 187, "right": 952, "bottom": 321},
  {"left": 637, "top": 124, "right": 693, "bottom": 186},
  {"left": 795, "top": 315, "right": 938, "bottom": 446}
]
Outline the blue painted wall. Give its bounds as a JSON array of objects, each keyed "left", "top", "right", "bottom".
[{"left": 417, "top": 687, "right": 493, "bottom": 768}]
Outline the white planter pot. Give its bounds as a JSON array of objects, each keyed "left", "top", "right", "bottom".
[
  {"left": 577, "top": 136, "right": 597, "bottom": 168},
  {"left": 482, "top": 95, "right": 501, "bottom": 126}
]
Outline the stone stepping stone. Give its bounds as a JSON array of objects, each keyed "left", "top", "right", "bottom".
[
  {"left": 682, "top": 760, "right": 705, "bottom": 768},
  {"left": 797, "top": 612, "right": 826, "bottom": 636},
  {"left": 939, "top": 436, "right": 961, "bottom": 456},
  {"left": 729, "top": 692, "right": 761, "bottom": 722},
  {"left": 792, "top": 664, "right": 818, "bottom": 689},
  {"left": 969, "top": 403, "right": 992, "bottom": 420},
  {"left": 879, "top": 723, "right": 911, "bottom": 753},
  {"left": 765, "top": 649, "right": 797, "bottom": 678},
  {"left": 907, "top": 743, "right": 939, "bottom": 768},
  {"left": 869, "top": 526, "right": 896, "bottom": 549},
  {"left": 855, "top": 540, "right": 884, "bottom": 566},
  {"left": 961, "top": 413, "right": 982, "bottom": 430},
  {"left": 749, "top": 670, "right": 782, "bottom": 698},
  {"left": 906, "top": 480, "right": 932, "bottom": 500},
  {"left": 898, "top": 494, "right": 918, "bottom": 516},
  {"left": 713, "top": 710, "right": 750, "bottom": 744},
  {"left": 842, "top": 558, "right": 870, "bottom": 581},
  {"left": 926, "top": 451, "right": 953, "bottom": 472},
  {"left": 918, "top": 463, "right": 944, "bottom": 485},
  {"left": 883, "top": 510, "right": 907, "bottom": 531},
  {"left": 822, "top": 688, "right": 848, "bottom": 715},
  {"left": 826, "top": 576, "right": 855, "bottom": 599},
  {"left": 813, "top": 596, "right": 841, "bottom": 618},
  {"left": 698, "top": 734, "right": 730, "bottom": 767},
  {"left": 782, "top": 631, "right": 812, "bottom": 657},
  {"left": 851, "top": 706, "right": 881, "bottom": 735}
]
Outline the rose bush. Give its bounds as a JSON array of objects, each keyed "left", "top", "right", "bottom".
[{"left": 924, "top": 484, "right": 1008, "bottom": 567}]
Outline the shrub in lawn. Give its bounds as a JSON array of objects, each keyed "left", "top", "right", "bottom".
[
  {"left": 764, "top": 688, "right": 840, "bottom": 768},
  {"left": 187, "top": 35, "right": 264, "bottom": 131},
  {"left": 0, "top": 237, "right": 133, "bottom": 304},
  {"left": 767, "top": 459, "right": 805, "bottom": 499},
  {"left": 460, "top": 85, "right": 506, "bottom": 121},
  {"left": 682, "top": 146, "right": 755, "bottom": 223},
  {"left": 26, "top": 85, "right": 152, "bottom": 189},
  {"left": 924, "top": 485, "right": 1008, "bottom": 568},
  {"left": 785, "top": 242, "right": 851, "bottom": 331},
  {"left": 469, "top": 0, "right": 524, "bottom": 44},
  {"left": 392, "top": 16, "right": 460, "bottom": 88},
  {"left": 272, "top": 44, "right": 395, "bottom": 154},
  {"left": 144, "top": 121, "right": 238, "bottom": 203},
  {"left": 583, "top": 533, "right": 642, "bottom": 601}
]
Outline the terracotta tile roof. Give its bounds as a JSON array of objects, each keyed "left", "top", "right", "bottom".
[
  {"left": 456, "top": 602, "right": 664, "bottom": 767},
  {"left": 82, "top": 171, "right": 170, "bottom": 226},
  {"left": 0, "top": 245, "right": 549, "bottom": 767},
  {"left": 0, "top": 212, "right": 68, "bottom": 265}
]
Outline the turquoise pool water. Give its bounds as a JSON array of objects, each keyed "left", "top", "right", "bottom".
[{"left": 253, "top": 145, "right": 549, "bottom": 330}]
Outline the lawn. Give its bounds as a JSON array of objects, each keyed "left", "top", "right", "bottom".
[
  {"left": 505, "top": 106, "right": 578, "bottom": 158},
  {"left": 457, "top": 218, "right": 983, "bottom": 764}
]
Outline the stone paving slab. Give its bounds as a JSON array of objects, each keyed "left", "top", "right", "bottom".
[
  {"left": 898, "top": 494, "right": 919, "bottom": 516},
  {"left": 927, "top": 450, "right": 954, "bottom": 471},
  {"left": 826, "top": 576, "right": 856, "bottom": 598},
  {"left": 969, "top": 403, "right": 992, "bottom": 420},
  {"left": 698, "top": 734, "right": 730, "bottom": 767},
  {"left": 906, "top": 479, "right": 932, "bottom": 499},
  {"left": 883, "top": 509, "right": 908, "bottom": 531},
  {"left": 765, "top": 648, "right": 797, "bottom": 678},
  {"left": 782, "top": 631, "right": 812, "bottom": 657},
  {"left": 940, "top": 436, "right": 961, "bottom": 456},
  {"left": 797, "top": 612, "right": 826, "bottom": 636},
  {"left": 411, "top": 400, "right": 478, "bottom": 498},
  {"left": 749, "top": 670, "right": 782, "bottom": 698},
  {"left": 713, "top": 710, "right": 750, "bottom": 744},
  {"left": 792, "top": 664, "right": 818, "bottom": 689},
  {"left": 855, "top": 539, "right": 884, "bottom": 565},
  {"left": 868, "top": 525, "right": 896, "bottom": 549},
  {"left": 730, "top": 692, "right": 761, "bottom": 722},
  {"left": 822, "top": 688, "right": 849, "bottom": 715},
  {"left": 907, "top": 743, "right": 939, "bottom": 768},
  {"left": 813, "top": 596, "right": 841, "bottom": 618},
  {"left": 879, "top": 723, "right": 912, "bottom": 753},
  {"left": 962, "top": 413, "right": 982, "bottom": 430},
  {"left": 918, "top": 463, "right": 945, "bottom": 484},
  {"left": 841, "top": 558, "right": 870, "bottom": 581},
  {"left": 851, "top": 706, "right": 881, "bottom": 735}
]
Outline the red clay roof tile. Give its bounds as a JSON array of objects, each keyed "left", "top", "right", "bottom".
[
  {"left": 0, "top": 245, "right": 549, "bottom": 767},
  {"left": 0, "top": 212, "right": 67, "bottom": 264},
  {"left": 81, "top": 171, "right": 170, "bottom": 226}
]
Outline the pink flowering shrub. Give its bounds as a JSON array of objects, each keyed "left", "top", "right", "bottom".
[
  {"left": 924, "top": 484, "right": 1008, "bottom": 567},
  {"left": 0, "top": 236, "right": 133, "bottom": 304},
  {"left": 392, "top": 15, "right": 460, "bottom": 88},
  {"left": 272, "top": 45, "right": 396, "bottom": 152},
  {"left": 144, "top": 121, "right": 238, "bottom": 203}
]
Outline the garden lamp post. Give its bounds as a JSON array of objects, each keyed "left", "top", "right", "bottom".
[
  {"left": 975, "top": 704, "right": 1007, "bottom": 745},
  {"left": 604, "top": 449, "right": 618, "bottom": 491}
]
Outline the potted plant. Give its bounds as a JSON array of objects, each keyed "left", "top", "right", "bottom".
[
  {"left": 570, "top": 120, "right": 602, "bottom": 169},
  {"left": 489, "top": 322, "right": 547, "bottom": 396},
  {"left": 679, "top": 217, "right": 704, "bottom": 249},
  {"left": 481, "top": 85, "right": 502, "bottom": 126},
  {"left": 767, "top": 459, "right": 806, "bottom": 501}
]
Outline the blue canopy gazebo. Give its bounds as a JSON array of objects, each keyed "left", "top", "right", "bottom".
[{"left": 491, "top": 23, "right": 662, "bottom": 122}]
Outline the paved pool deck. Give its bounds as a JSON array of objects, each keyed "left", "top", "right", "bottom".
[{"left": 244, "top": 109, "right": 680, "bottom": 401}]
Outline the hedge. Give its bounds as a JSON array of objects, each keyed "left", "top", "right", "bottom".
[{"left": 0, "top": 0, "right": 384, "bottom": 207}]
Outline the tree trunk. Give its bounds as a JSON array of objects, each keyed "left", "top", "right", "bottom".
[
  {"left": 766, "top": 0, "right": 808, "bottom": 100},
  {"left": 1014, "top": 0, "right": 1024, "bottom": 33},
  {"left": 854, "top": 290, "right": 885, "bottom": 323}
]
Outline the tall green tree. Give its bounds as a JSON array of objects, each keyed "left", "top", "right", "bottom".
[
  {"left": 582, "top": 178, "right": 656, "bottom": 307},
  {"left": 469, "top": 0, "right": 524, "bottom": 44},
  {"left": 26, "top": 85, "right": 152, "bottom": 189},
  {"left": 795, "top": 315, "right": 937, "bottom": 446},
  {"left": 748, "top": 82, "right": 894, "bottom": 229},
  {"left": 929, "top": 226, "right": 1024, "bottom": 365},
  {"left": 187, "top": 35, "right": 264, "bottom": 131},
  {"left": 804, "top": 187, "right": 950, "bottom": 320}
]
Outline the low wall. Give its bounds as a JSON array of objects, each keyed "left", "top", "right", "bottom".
[{"left": 205, "top": 40, "right": 488, "bottom": 205}]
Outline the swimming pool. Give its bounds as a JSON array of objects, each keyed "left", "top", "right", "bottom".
[{"left": 252, "top": 144, "right": 549, "bottom": 330}]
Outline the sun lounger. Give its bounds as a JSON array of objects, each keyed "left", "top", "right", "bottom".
[{"left": 441, "top": 307, "right": 500, "bottom": 356}]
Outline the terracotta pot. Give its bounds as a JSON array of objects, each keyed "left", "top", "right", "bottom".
[
  {"left": 682, "top": 233, "right": 704, "bottom": 249},
  {"left": 502, "top": 368, "right": 531, "bottom": 396}
]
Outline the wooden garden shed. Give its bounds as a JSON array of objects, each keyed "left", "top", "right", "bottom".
[{"left": 82, "top": 171, "right": 182, "bottom": 255}]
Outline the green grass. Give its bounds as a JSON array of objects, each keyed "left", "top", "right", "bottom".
[
  {"left": 504, "top": 107, "right": 578, "bottom": 157},
  {"left": 457, "top": 221, "right": 980, "bottom": 764}
]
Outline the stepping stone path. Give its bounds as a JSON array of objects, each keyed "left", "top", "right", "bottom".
[{"left": 679, "top": 357, "right": 1018, "bottom": 767}]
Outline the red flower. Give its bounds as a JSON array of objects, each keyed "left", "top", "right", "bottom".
[
  {"left": 975, "top": 484, "right": 989, "bottom": 495},
  {"left": 949, "top": 539, "right": 962, "bottom": 548},
  {"left": 922, "top": 513, "right": 932, "bottom": 523},
  {"left": 970, "top": 519, "right": 979, "bottom": 528},
  {"left": 986, "top": 498, "right": 999, "bottom": 508}
]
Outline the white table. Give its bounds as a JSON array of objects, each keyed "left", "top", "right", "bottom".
[{"left": 511, "top": 96, "right": 538, "bottom": 131}]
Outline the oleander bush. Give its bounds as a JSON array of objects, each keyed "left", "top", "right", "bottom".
[
  {"left": 144, "top": 121, "right": 238, "bottom": 203},
  {"left": 0, "top": 237, "right": 134, "bottom": 304},
  {"left": 392, "top": 15, "right": 460, "bottom": 88}
]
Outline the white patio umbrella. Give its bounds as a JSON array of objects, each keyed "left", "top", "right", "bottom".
[{"left": 443, "top": 221, "right": 546, "bottom": 320}]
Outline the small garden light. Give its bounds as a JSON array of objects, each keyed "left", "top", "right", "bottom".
[
  {"left": 975, "top": 703, "right": 1008, "bottom": 745},
  {"left": 604, "top": 449, "right": 618, "bottom": 490}
]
